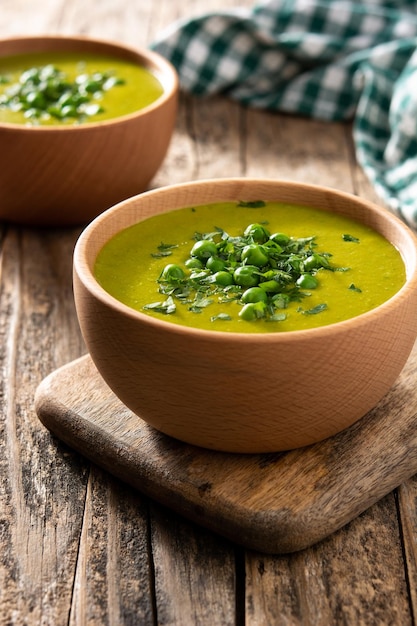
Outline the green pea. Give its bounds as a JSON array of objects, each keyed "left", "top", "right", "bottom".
[
  {"left": 296, "top": 273, "right": 319, "bottom": 289},
  {"left": 190, "top": 240, "right": 218, "bottom": 261},
  {"left": 21, "top": 68, "right": 39, "bottom": 83},
  {"left": 244, "top": 223, "right": 270, "bottom": 243},
  {"left": 73, "top": 93, "right": 89, "bottom": 106},
  {"left": 233, "top": 265, "right": 259, "bottom": 287},
  {"left": 185, "top": 258, "right": 203, "bottom": 270},
  {"left": 241, "top": 244, "right": 269, "bottom": 267},
  {"left": 45, "top": 81, "right": 64, "bottom": 101},
  {"left": 239, "top": 301, "right": 266, "bottom": 321},
  {"left": 159, "top": 264, "right": 185, "bottom": 282},
  {"left": 241, "top": 287, "right": 268, "bottom": 303},
  {"left": 303, "top": 253, "right": 330, "bottom": 271},
  {"left": 0, "top": 64, "right": 124, "bottom": 123},
  {"left": 60, "top": 104, "right": 78, "bottom": 118},
  {"left": 57, "top": 92, "right": 72, "bottom": 106},
  {"left": 47, "top": 105, "right": 65, "bottom": 119},
  {"left": 258, "top": 280, "right": 281, "bottom": 293},
  {"left": 25, "top": 90, "right": 46, "bottom": 108},
  {"left": 84, "top": 79, "right": 102, "bottom": 94},
  {"left": 212, "top": 271, "right": 234, "bottom": 286},
  {"left": 206, "top": 256, "right": 226, "bottom": 272},
  {"left": 270, "top": 232, "right": 290, "bottom": 245}
]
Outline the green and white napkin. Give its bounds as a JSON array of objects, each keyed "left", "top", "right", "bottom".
[{"left": 152, "top": 0, "right": 417, "bottom": 229}]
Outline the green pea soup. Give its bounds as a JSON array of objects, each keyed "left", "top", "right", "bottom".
[
  {"left": 94, "top": 201, "right": 406, "bottom": 334},
  {"left": 0, "top": 51, "right": 164, "bottom": 125}
]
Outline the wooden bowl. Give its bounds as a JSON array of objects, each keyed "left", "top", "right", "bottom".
[
  {"left": 73, "top": 179, "right": 417, "bottom": 453},
  {"left": 0, "top": 35, "right": 178, "bottom": 226}
]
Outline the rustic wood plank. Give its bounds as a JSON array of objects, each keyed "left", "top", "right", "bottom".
[
  {"left": 69, "top": 470, "right": 154, "bottom": 626},
  {"left": 153, "top": 93, "right": 200, "bottom": 188},
  {"left": 0, "top": 0, "right": 65, "bottom": 34},
  {"left": 0, "top": 148, "right": 158, "bottom": 625},
  {"left": 246, "top": 495, "right": 412, "bottom": 625},
  {"left": 244, "top": 109, "right": 355, "bottom": 191},
  {"left": 398, "top": 477, "right": 417, "bottom": 617},
  {"left": 35, "top": 337, "right": 417, "bottom": 554},
  {"left": 0, "top": 1, "right": 251, "bottom": 624},
  {"left": 150, "top": 502, "right": 237, "bottom": 625},
  {"left": 0, "top": 227, "right": 90, "bottom": 624},
  {"left": 346, "top": 121, "right": 417, "bottom": 624},
  {"left": 241, "top": 90, "right": 417, "bottom": 624},
  {"left": 0, "top": 0, "right": 250, "bottom": 46},
  {"left": 142, "top": 4, "right": 252, "bottom": 624},
  {"left": 188, "top": 96, "right": 246, "bottom": 179},
  {"left": 1, "top": 0, "right": 416, "bottom": 623}
]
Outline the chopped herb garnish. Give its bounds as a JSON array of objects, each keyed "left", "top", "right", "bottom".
[
  {"left": 211, "top": 313, "right": 232, "bottom": 322},
  {"left": 143, "top": 296, "right": 176, "bottom": 315},
  {"left": 145, "top": 217, "right": 346, "bottom": 323},
  {"left": 188, "top": 296, "right": 213, "bottom": 313},
  {"left": 238, "top": 200, "right": 266, "bottom": 208},
  {"left": 348, "top": 283, "right": 362, "bottom": 293},
  {"left": 267, "top": 313, "right": 287, "bottom": 322},
  {"left": 300, "top": 303, "right": 328, "bottom": 316},
  {"left": 342, "top": 234, "right": 360, "bottom": 243},
  {"left": 151, "top": 242, "right": 179, "bottom": 258}
]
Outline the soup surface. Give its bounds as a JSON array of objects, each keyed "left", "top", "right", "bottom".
[
  {"left": 94, "top": 201, "right": 406, "bottom": 333},
  {"left": 0, "top": 51, "right": 164, "bottom": 125}
]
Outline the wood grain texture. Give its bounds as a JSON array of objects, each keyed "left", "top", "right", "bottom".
[
  {"left": 35, "top": 339, "right": 417, "bottom": 554},
  {"left": 150, "top": 503, "right": 237, "bottom": 626},
  {"left": 1, "top": 0, "right": 417, "bottom": 623},
  {"left": 245, "top": 496, "right": 413, "bottom": 626},
  {"left": 0, "top": 226, "right": 89, "bottom": 623}
]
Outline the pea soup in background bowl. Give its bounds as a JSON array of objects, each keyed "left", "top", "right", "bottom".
[
  {"left": 0, "top": 35, "right": 178, "bottom": 225},
  {"left": 73, "top": 178, "right": 417, "bottom": 453}
]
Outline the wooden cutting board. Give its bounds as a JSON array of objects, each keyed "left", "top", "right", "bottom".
[{"left": 35, "top": 340, "right": 417, "bottom": 554}]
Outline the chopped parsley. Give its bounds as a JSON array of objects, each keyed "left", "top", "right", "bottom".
[
  {"left": 144, "top": 218, "right": 347, "bottom": 323},
  {"left": 237, "top": 200, "right": 266, "bottom": 208},
  {"left": 342, "top": 234, "right": 360, "bottom": 243},
  {"left": 151, "top": 242, "right": 179, "bottom": 258},
  {"left": 299, "top": 303, "right": 328, "bottom": 316}
]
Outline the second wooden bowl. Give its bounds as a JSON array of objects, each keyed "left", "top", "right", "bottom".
[{"left": 0, "top": 35, "right": 178, "bottom": 226}]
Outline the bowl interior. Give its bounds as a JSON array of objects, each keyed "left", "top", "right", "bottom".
[
  {"left": 0, "top": 35, "right": 178, "bottom": 127},
  {"left": 79, "top": 178, "right": 417, "bottom": 294}
]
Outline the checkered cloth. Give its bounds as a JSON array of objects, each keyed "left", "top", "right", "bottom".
[{"left": 152, "top": 0, "right": 417, "bottom": 229}]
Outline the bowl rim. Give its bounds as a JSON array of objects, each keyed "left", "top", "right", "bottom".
[
  {"left": 0, "top": 34, "right": 178, "bottom": 131},
  {"left": 73, "top": 178, "right": 417, "bottom": 344}
]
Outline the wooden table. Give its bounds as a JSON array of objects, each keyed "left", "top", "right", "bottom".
[{"left": 2, "top": 1, "right": 417, "bottom": 624}]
